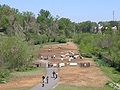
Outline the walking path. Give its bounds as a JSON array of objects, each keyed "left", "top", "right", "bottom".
[{"left": 31, "top": 66, "right": 59, "bottom": 90}]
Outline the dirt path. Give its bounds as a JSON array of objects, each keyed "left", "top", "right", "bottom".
[{"left": 31, "top": 67, "right": 59, "bottom": 90}]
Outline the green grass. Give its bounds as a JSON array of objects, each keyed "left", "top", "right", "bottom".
[
  {"left": 11, "top": 68, "right": 45, "bottom": 77},
  {"left": 93, "top": 56, "right": 120, "bottom": 84},
  {"left": 101, "top": 66, "right": 120, "bottom": 83},
  {"left": 53, "top": 85, "right": 114, "bottom": 90}
]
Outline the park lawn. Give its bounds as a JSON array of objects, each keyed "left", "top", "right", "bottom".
[{"left": 53, "top": 85, "right": 114, "bottom": 90}]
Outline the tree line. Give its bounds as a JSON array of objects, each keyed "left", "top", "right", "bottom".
[
  {"left": 1, "top": 4, "right": 120, "bottom": 42},
  {"left": 74, "top": 31, "right": 120, "bottom": 71}
]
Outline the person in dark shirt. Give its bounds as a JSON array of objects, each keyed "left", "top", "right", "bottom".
[
  {"left": 42, "top": 75, "right": 45, "bottom": 83},
  {"left": 46, "top": 76, "right": 49, "bottom": 84},
  {"left": 52, "top": 71, "right": 55, "bottom": 78}
]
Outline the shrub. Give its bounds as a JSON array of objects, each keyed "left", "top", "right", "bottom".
[
  {"left": 0, "top": 36, "right": 32, "bottom": 70},
  {"left": 56, "top": 35, "right": 66, "bottom": 43},
  {"left": 0, "top": 69, "right": 10, "bottom": 83},
  {"left": 81, "top": 53, "right": 92, "bottom": 58}
]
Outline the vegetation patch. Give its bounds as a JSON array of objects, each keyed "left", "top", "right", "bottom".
[
  {"left": 53, "top": 85, "right": 114, "bottom": 90},
  {"left": 0, "top": 69, "right": 10, "bottom": 83}
]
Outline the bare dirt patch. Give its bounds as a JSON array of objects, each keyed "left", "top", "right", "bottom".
[
  {"left": 0, "top": 70, "right": 43, "bottom": 90},
  {"left": 58, "top": 65, "right": 109, "bottom": 87},
  {"left": 38, "top": 42, "right": 110, "bottom": 87}
]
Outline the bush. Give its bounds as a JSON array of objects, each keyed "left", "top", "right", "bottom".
[
  {"left": 0, "top": 69, "right": 10, "bottom": 83},
  {"left": 81, "top": 53, "right": 92, "bottom": 58},
  {"left": 0, "top": 69, "right": 10, "bottom": 78},
  {"left": 56, "top": 35, "right": 66, "bottom": 43},
  {"left": 15, "top": 66, "right": 36, "bottom": 72},
  {"left": 0, "top": 36, "right": 32, "bottom": 70}
]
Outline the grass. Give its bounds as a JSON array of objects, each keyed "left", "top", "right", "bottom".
[
  {"left": 5, "top": 68, "right": 45, "bottom": 90},
  {"left": 7, "top": 87, "right": 31, "bottom": 90},
  {"left": 11, "top": 68, "right": 45, "bottom": 77},
  {"left": 101, "top": 66, "right": 120, "bottom": 83},
  {"left": 0, "top": 68, "right": 45, "bottom": 90},
  {"left": 53, "top": 85, "right": 114, "bottom": 90},
  {"left": 93, "top": 56, "right": 120, "bottom": 84}
]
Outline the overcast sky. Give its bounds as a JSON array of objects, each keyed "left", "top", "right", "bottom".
[{"left": 0, "top": 0, "right": 120, "bottom": 22}]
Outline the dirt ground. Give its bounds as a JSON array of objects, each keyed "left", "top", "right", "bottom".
[
  {"left": 38, "top": 42, "right": 110, "bottom": 87},
  {"left": 0, "top": 42, "right": 110, "bottom": 90},
  {"left": 58, "top": 65, "right": 109, "bottom": 87},
  {"left": 0, "top": 75, "right": 43, "bottom": 90}
]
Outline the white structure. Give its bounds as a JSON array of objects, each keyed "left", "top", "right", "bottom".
[
  {"left": 61, "top": 55, "right": 66, "bottom": 58},
  {"left": 53, "top": 63, "right": 57, "bottom": 67},
  {"left": 98, "top": 24, "right": 103, "bottom": 33},
  {"left": 112, "top": 26, "right": 117, "bottom": 33},
  {"left": 69, "top": 63, "right": 77, "bottom": 66},
  {"left": 59, "top": 63, "right": 65, "bottom": 67}
]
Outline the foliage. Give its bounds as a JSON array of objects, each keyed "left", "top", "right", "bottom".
[
  {"left": 0, "top": 15, "right": 9, "bottom": 29},
  {"left": 53, "top": 85, "right": 114, "bottom": 90},
  {"left": 0, "top": 5, "right": 75, "bottom": 42},
  {"left": 0, "top": 69, "right": 10, "bottom": 83},
  {"left": 74, "top": 31, "right": 120, "bottom": 71},
  {"left": 74, "top": 33, "right": 101, "bottom": 55},
  {"left": 101, "top": 66, "right": 120, "bottom": 84},
  {"left": 56, "top": 35, "right": 67, "bottom": 43},
  {"left": 0, "top": 36, "right": 33, "bottom": 70}
]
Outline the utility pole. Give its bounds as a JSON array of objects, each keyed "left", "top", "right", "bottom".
[{"left": 113, "top": 10, "right": 114, "bottom": 21}]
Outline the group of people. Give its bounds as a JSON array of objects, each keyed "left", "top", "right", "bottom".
[
  {"left": 41, "top": 71, "right": 58, "bottom": 87},
  {"left": 40, "top": 48, "right": 57, "bottom": 87}
]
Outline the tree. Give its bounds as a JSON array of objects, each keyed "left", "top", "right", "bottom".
[
  {"left": 58, "top": 18, "right": 75, "bottom": 38},
  {"left": 77, "top": 21, "right": 97, "bottom": 33},
  {"left": 0, "top": 16, "right": 9, "bottom": 29},
  {"left": 0, "top": 37, "right": 32, "bottom": 70}
]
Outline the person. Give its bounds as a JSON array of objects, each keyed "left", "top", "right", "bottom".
[
  {"left": 55, "top": 73, "right": 58, "bottom": 79},
  {"left": 52, "top": 71, "right": 55, "bottom": 78},
  {"left": 42, "top": 75, "right": 45, "bottom": 83},
  {"left": 42, "top": 82, "right": 44, "bottom": 87},
  {"left": 53, "top": 54, "right": 55, "bottom": 59},
  {"left": 48, "top": 63, "right": 50, "bottom": 68},
  {"left": 46, "top": 76, "right": 49, "bottom": 84}
]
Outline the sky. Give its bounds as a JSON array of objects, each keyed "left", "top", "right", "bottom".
[{"left": 0, "top": 0, "right": 120, "bottom": 22}]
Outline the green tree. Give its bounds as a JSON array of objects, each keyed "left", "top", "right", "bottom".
[{"left": 0, "top": 37, "right": 32, "bottom": 70}]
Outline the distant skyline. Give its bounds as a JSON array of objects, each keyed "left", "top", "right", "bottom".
[{"left": 0, "top": 0, "right": 120, "bottom": 22}]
